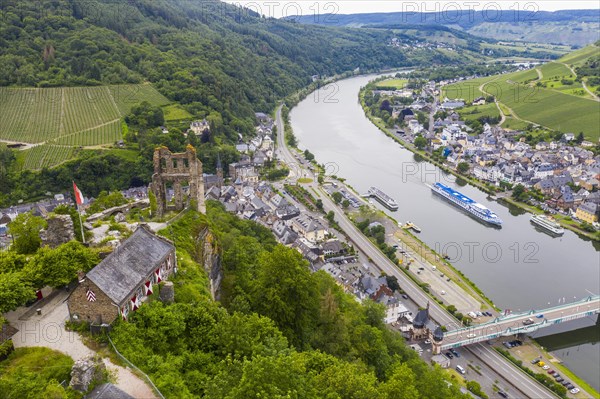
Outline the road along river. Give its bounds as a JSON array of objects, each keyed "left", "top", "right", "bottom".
[{"left": 289, "top": 72, "right": 600, "bottom": 391}]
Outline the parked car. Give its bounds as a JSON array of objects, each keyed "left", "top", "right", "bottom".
[
  {"left": 531, "top": 357, "right": 542, "bottom": 364},
  {"left": 566, "top": 384, "right": 575, "bottom": 390},
  {"left": 570, "top": 388, "right": 580, "bottom": 394},
  {"left": 555, "top": 378, "right": 564, "bottom": 383},
  {"left": 445, "top": 351, "right": 454, "bottom": 359},
  {"left": 553, "top": 374, "right": 561, "bottom": 379},
  {"left": 547, "top": 370, "right": 555, "bottom": 375},
  {"left": 542, "top": 365, "right": 550, "bottom": 370},
  {"left": 561, "top": 381, "right": 571, "bottom": 386},
  {"left": 450, "top": 349, "right": 460, "bottom": 357}
]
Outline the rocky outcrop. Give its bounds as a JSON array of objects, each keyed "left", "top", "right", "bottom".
[
  {"left": 160, "top": 281, "right": 175, "bottom": 304},
  {"left": 69, "top": 356, "right": 106, "bottom": 393},
  {"left": 40, "top": 214, "right": 75, "bottom": 248},
  {"left": 196, "top": 226, "right": 222, "bottom": 300}
]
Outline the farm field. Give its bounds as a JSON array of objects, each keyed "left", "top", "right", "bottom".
[
  {"left": 163, "top": 104, "right": 193, "bottom": 121},
  {"left": 375, "top": 78, "right": 409, "bottom": 89},
  {"left": 488, "top": 79, "right": 599, "bottom": 140},
  {"left": 442, "top": 62, "right": 600, "bottom": 139},
  {"left": 457, "top": 103, "right": 500, "bottom": 121},
  {"left": 538, "top": 62, "right": 573, "bottom": 81},
  {"left": 21, "top": 145, "right": 76, "bottom": 170},
  {"left": 559, "top": 45, "right": 600, "bottom": 67},
  {"left": 0, "top": 83, "right": 169, "bottom": 145},
  {"left": 0, "top": 83, "right": 169, "bottom": 170}
]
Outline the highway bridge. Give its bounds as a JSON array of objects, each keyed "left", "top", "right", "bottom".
[{"left": 437, "top": 295, "right": 600, "bottom": 352}]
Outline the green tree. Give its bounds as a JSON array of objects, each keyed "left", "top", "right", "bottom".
[
  {"left": 414, "top": 135, "right": 427, "bottom": 150},
  {"left": 87, "top": 190, "right": 128, "bottom": 214},
  {"left": 457, "top": 162, "right": 470, "bottom": 174},
  {"left": 251, "top": 246, "right": 319, "bottom": 349},
  {"left": 332, "top": 191, "right": 342, "bottom": 204},
  {"left": 23, "top": 241, "right": 99, "bottom": 288},
  {"left": 380, "top": 362, "right": 420, "bottom": 399},
  {"left": 342, "top": 199, "right": 350, "bottom": 208},
  {"left": 8, "top": 212, "right": 46, "bottom": 254},
  {"left": 315, "top": 199, "right": 324, "bottom": 211},
  {"left": 0, "top": 272, "right": 35, "bottom": 313}
]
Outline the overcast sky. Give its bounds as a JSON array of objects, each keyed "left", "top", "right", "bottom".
[{"left": 223, "top": 1, "right": 599, "bottom": 19}]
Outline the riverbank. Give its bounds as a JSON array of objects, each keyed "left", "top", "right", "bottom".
[{"left": 358, "top": 87, "right": 600, "bottom": 243}]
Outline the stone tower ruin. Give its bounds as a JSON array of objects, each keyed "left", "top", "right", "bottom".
[{"left": 151, "top": 145, "right": 205, "bottom": 217}]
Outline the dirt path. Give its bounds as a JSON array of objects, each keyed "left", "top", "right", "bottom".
[
  {"left": 558, "top": 62, "right": 599, "bottom": 101},
  {"left": 535, "top": 67, "right": 543, "bottom": 81},
  {"left": 478, "top": 79, "right": 506, "bottom": 126},
  {"left": 4, "top": 291, "right": 158, "bottom": 399}
]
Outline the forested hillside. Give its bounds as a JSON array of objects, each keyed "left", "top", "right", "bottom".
[
  {"left": 109, "top": 204, "right": 470, "bottom": 399},
  {"left": 0, "top": 0, "right": 424, "bottom": 133}
]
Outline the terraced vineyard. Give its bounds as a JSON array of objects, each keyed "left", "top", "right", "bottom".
[
  {"left": 0, "top": 83, "right": 169, "bottom": 169},
  {"left": 442, "top": 63, "right": 600, "bottom": 139},
  {"left": 0, "top": 84, "right": 168, "bottom": 145},
  {"left": 22, "top": 145, "right": 75, "bottom": 170}
]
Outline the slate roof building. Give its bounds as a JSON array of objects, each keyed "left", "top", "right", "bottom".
[{"left": 67, "top": 225, "right": 176, "bottom": 324}]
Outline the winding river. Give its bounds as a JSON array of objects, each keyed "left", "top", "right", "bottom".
[{"left": 290, "top": 72, "right": 600, "bottom": 390}]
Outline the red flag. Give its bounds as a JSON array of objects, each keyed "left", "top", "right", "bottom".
[{"left": 73, "top": 182, "right": 84, "bottom": 206}]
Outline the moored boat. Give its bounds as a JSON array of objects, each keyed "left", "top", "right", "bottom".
[
  {"left": 530, "top": 214, "right": 564, "bottom": 236},
  {"left": 429, "top": 183, "right": 502, "bottom": 226}
]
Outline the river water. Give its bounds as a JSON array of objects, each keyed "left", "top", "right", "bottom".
[{"left": 290, "top": 72, "right": 600, "bottom": 389}]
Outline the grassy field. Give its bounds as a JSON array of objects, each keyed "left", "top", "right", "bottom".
[
  {"left": 0, "top": 83, "right": 169, "bottom": 170},
  {"left": 163, "top": 104, "right": 193, "bottom": 121},
  {"left": 375, "top": 78, "right": 409, "bottom": 89},
  {"left": 457, "top": 103, "right": 500, "bottom": 121},
  {"left": 559, "top": 45, "right": 600, "bottom": 67},
  {"left": 538, "top": 62, "right": 573, "bottom": 81}
]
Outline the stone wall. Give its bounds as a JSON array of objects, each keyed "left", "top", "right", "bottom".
[
  {"left": 40, "top": 214, "right": 75, "bottom": 248},
  {"left": 196, "top": 226, "right": 222, "bottom": 300},
  {"left": 67, "top": 280, "right": 119, "bottom": 325}
]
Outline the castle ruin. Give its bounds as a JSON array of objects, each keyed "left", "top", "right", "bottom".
[{"left": 151, "top": 145, "right": 205, "bottom": 217}]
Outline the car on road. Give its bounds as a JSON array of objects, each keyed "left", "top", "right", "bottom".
[
  {"left": 497, "top": 391, "right": 508, "bottom": 398},
  {"left": 440, "top": 290, "right": 446, "bottom": 295},
  {"left": 536, "top": 314, "right": 544, "bottom": 318},
  {"left": 418, "top": 267, "right": 424, "bottom": 270},
  {"left": 467, "top": 334, "right": 476, "bottom": 338},
  {"left": 446, "top": 277, "right": 451, "bottom": 281},
  {"left": 424, "top": 339, "right": 431, "bottom": 345},
  {"left": 570, "top": 388, "right": 580, "bottom": 394},
  {"left": 445, "top": 351, "right": 454, "bottom": 359},
  {"left": 401, "top": 294, "right": 409, "bottom": 299},
  {"left": 455, "top": 365, "right": 466, "bottom": 375},
  {"left": 523, "top": 318, "right": 534, "bottom": 325},
  {"left": 450, "top": 349, "right": 460, "bottom": 357},
  {"left": 485, "top": 311, "right": 493, "bottom": 317}
]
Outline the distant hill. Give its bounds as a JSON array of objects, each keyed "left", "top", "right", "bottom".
[{"left": 291, "top": 9, "right": 599, "bottom": 47}]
